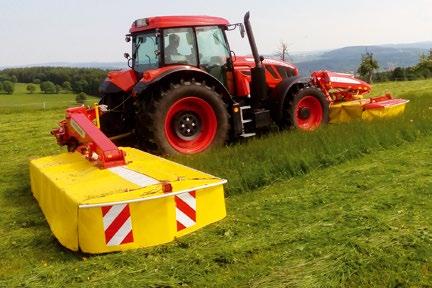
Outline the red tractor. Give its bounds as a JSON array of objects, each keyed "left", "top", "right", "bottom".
[{"left": 95, "top": 13, "right": 389, "bottom": 155}]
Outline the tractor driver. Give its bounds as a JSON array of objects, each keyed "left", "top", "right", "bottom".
[{"left": 164, "top": 34, "right": 180, "bottom": 63}]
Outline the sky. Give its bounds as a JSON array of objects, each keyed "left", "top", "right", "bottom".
[{"left": 1, "top": 0, "right": 431, "bottom": 66}]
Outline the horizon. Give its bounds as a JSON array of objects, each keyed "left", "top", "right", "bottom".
[
  {"left": 1, "top": 1, "right": 432, "bottom": 67},
  {"left": 1, "top": 40, "right": 431, "bottom": 69}
]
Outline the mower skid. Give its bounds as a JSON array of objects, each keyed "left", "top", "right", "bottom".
[{"left": 30, "top": 148, "right": 227, "bottom": 253}]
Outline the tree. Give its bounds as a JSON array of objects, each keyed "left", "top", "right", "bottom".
[
  {"left": 11, "top": 75, "right": 17, "bottom": 83},
  {"left": 3, "top": 81, "right": 15, "bottom": 94},
  {"left": 357, "top": 52, "right": 379, "bottom": 83},
  {"left": 276, "top": 40, "right": 290, "bottom": 62},
  {"left": 391, "top": 67, "right": 406, "bottom": 81},
  {"left": 26, "top": 83, "right": 36, "bottom": 94},
  {"left": 415, "top": 49, "right": 432, "bottom": 79},
  {"left": 55, "top": 84, "right": 62, "bottom": 94},
  {"left": 76, "top": 92, "right": 87, "bottom": 104},
  {"left": 73, "top": 79, "right": 89, "bottom": 93},
  {"left": 40, "top": 81, "right": 56, "bottom": 94},
  {"left": 0, "top": 81, "right": 4, "bottom": 93},
  {"left": 62, "top": 81, "right": 72, "bottom": 92},
  {"left": 33, "top": 78, "right": 41, "bottom": 84}
]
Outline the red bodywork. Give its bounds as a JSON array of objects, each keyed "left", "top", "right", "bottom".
[
  {"left": 129, "top": 16, "right": 229, "bottom": 33},
  {"left": 51, "top": 107, "right": 126, "bottom": 168},
  {"left": 311, "top": 70, "right": 371, "bottom": 102},
  {"left": 107, "top": 70, "right": 137, "bottom": 92},
  {"left": 233, "top": 56, "right": 299, "bottom": 96},
  {"left": 52, "top": 14, "right": 405, "bottom": 161}
]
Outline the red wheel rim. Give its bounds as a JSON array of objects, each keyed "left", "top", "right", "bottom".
[
  {"left": 164, "top": 97, "right": 217, "bottom": 154},
  {"left": 294, "top": 96, "right": 323, "bottom": 131}
]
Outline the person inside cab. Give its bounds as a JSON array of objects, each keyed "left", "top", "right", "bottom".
[{"left": 164, "top": 34, "right": 180, "bottom": 63}]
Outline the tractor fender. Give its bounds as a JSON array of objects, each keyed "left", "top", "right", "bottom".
[
  {"left": 132, "top": 67, "right": 235, "bottom": 105},
  {"left": 269, "top": 76, "right": 311, "bottom": 123},
  {"left": 99, "top": 69, "right": 138, "bottom": 94}
]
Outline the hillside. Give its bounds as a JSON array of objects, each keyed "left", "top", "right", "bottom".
[
  {"left": 291, "top": 41, "right": 432, "bottom": 75},
  {"left": 2, "top": 42, "right": 431, "bottom": 75}
]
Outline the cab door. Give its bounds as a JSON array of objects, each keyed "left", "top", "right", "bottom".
[{"left": 196, "top": 26, "right": 233, "bottom": 90}]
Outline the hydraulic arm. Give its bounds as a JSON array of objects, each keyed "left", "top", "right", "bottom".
[{"left": 51, "top": 106, "right": 126, "bottom": 168}]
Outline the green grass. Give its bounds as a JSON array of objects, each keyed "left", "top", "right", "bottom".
[
  {"left": 175, "top": 87, "right": 432, "bottom": 196},
  {"left": 370, "top": 78, "right": 432, "bottom": 97},
  {"left": 0, "top": 83, "right": 99, "bottom": 112},
  {"left": 1, "top": 80, "right": 432, "bottom": 287}
]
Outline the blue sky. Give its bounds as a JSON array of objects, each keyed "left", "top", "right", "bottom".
[{"left": 1, "top": 0, "right": 431, "bottom": 66}]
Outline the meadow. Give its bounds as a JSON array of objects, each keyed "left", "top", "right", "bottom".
[
  {"left": 0, "top": 80, "right": 431, "bottom": 287},
  {"left": 0, "top": 83, "right": 99, "bottom": 112}
]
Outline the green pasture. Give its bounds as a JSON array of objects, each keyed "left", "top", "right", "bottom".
[
  {"left": 0, "top": 83, "right": 98, "bottom": 111},
  {"left": 0, "top": 80, "right": 431, "bottom": 287}
]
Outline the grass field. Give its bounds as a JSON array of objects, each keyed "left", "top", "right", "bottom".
[
  {"left": 1, "top": 80, "right": 432, "bottom": 287},
  {"left": 0, "top": 83, "right": 99, "bottom": 111}
]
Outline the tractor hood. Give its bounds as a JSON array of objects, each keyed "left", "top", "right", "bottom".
[{"left": 234, "top": 56, "right": 298, "bottom": 73}]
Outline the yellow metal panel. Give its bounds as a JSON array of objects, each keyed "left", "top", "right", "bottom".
[
  {"left": 30, "top": 147, "right": 227, "bottom": 253},
  {"left": 130, "top": 197, "right": 176, "bottom": 247},
  {"left": 30, "top": 159, "right": 79, "bottom": 251},
  {"left": 176, "top": 185, "right": 226, "bottom": 238},
  {"left": 329, "top": 100, "right": 365, "bottom": 124},
  {"left": 330, "top": 99, "right": 408, "bottom": 123},
  {"left": 362, "top": 104, "right": 407, "bottom": 121}
]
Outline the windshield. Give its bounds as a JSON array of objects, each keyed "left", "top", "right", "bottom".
[{"left": 132, "top": 32, "right": 160, "bottom": 73}]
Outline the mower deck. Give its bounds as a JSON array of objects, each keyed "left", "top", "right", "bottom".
[
  {"left": 329, "top": 98, "right": 409, "bottom": 124},
  {"left": 30, "top": 147, "right": 226, "bottom": 254}
]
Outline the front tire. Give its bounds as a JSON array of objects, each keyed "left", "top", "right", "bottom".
[
  {"left": 286, "top": 87, "right": 329, "bottom": 131},
  {"left": 136, "top": 81, "right": 229, "bottom": 155}
]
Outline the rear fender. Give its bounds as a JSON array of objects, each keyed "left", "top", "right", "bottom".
[
  {"left": 270, "top": 76, "right": 311, "bottom": 123},
  {"left": 99, "top": 69, "right": 137, "bottom": 94},
  {"left": 132, "top": 67, "right": 235, "bottom": 105}
]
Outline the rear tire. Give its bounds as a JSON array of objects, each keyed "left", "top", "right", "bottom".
[
  {"left": 285, "top": 86, "right": 329, "bottom": 131},
  {"left": 136, "top": 81, "right": 229, "bottom": 155}
]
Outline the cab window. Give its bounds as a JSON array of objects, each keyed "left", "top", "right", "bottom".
[
  {"left": 163, "top": 28, "right": 198, "bottom": 66},
  {"left": 196, "top": 26, "right": 230, "bottom": 82},
  {"left": 133, "top": 32, "right": 159, "bottom": 73}
]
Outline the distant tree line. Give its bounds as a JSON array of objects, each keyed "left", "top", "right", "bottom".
[
  {"left": 0, "top": 67, "right": 108, "bottom": 96},
  {"left": 357, "top": 49, "right": 432, "bottom": 83},
  {"left": 0, "top": 73, "right": 17, "bottom": 94}
]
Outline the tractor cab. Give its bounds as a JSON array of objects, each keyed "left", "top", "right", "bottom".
[{"left": 128, "top": 16, "right": 232, "bottom": 85}]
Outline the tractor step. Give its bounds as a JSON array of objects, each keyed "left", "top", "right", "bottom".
[
  {"left": 239, "top": 105, "right": 256, "bottom": 137},
  {"left": 240, "top": 132, "right": 256, "bottom": 137}
]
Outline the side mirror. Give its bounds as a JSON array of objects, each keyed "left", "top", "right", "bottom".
[
  {"left": 124, "top": 53, "right": 130, "bottom": 59},
  {"left": 239, "top": 24, "right": 245, "bottom": 38},
  {"left": 125, "top": 35, "right": 131, "bottom": 43}
]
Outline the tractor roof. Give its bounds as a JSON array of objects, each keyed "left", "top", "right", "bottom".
[{"left": 130, "top": 16, "right": 230, "bottom": 33}]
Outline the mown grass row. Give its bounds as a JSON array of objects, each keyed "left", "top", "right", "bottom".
[{"left": 175, "top": 91, "right": 432, "bottom": 196}]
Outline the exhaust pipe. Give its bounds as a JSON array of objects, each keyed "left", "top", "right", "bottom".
[{"left": 244, "top": 12, "right": 267, "bottom": 106}]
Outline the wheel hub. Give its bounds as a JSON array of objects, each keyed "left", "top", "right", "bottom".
[
  {"left": 298, "top": 107, "right": 311, "bottom": 120},
  {"left": 173, "top": 112, "right": 201, "bottom": 140}
]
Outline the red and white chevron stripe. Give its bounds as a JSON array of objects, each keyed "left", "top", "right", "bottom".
[
  {"left": 101, "top": 204, "right": 134, "bottom": 246},
  {"left": 175, "top": 191, "right": 196, "bottom": 231}
]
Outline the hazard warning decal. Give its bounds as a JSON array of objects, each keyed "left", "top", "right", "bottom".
[
  {"left": 101, "top": 204, "right": 134, "bottom": 246},
  {"left": 175, "top": 191, "right": 197, "bottom": 231}
]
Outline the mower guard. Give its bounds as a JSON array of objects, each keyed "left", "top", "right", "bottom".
[
  {"left": 329, "top": 96, "right": 409, "bottom": 124},
  {"left": 30, "top": 148, "right": 226, "bottom": 254}
]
